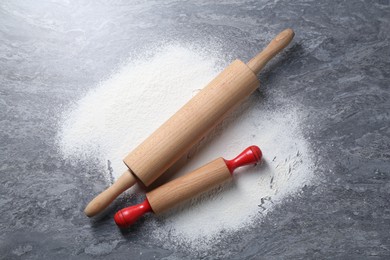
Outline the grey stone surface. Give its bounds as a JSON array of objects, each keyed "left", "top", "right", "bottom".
[{"left": 0, "top": 0, "right": 389, "bottom": 259}]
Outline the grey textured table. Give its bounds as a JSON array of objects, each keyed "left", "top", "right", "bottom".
[{"left": 1, "top": 0, "right": 389, "bottom": 259}]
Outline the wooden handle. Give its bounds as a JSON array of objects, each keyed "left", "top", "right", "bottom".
[
  {"left": 146, "top": 158, "right": 231, "bottom": 214},
  {"left": 84, "top": 169, "right": 136, "bottom": 217},
  {"left": 247, "top": 28, "right": 295, "bottom": 74}
]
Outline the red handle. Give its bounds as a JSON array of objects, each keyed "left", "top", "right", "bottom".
[
  {"left": 114, "top": 199, "right": 152, "bottom": 228},
  {"left": 224, "top": 145, "right": 262, "bottom": 174}
]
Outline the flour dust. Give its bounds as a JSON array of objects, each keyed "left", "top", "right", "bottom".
[{"left": 56, "top": 44, "right": 315, "bottom": 250}]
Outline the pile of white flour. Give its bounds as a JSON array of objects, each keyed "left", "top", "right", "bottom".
[{"left": 56, "top": 44, "right": 314, "bottom": 249}]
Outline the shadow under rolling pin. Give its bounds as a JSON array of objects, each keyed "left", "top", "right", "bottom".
[
  {"left": 85, "top": 29, "right": 294, "bottom": 217},
  {"left": 114, "top": 146, "right": 262, "bottom": 228}
]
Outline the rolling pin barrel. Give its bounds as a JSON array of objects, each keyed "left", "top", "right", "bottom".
[
  {"left": 124, "top": 59, "right": 259, "bottom": 186},
  {"left": 147, "top": 146, "right": 262, "bottom": 214},
  {"left": 84, "top": 29, "right": 294, "bottom": 217}
]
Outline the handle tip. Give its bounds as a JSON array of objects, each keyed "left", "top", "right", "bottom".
[
  {"left": 84, "top": 203, "right": 100, "bottom": 218},
  {"left": 278, "top": 28, "right": 295, "bottom": 40},
  {"left": 249, "top": 145, "right": 262, "bottom": 162},
  {"left": 84, "top": 209, "right": 93, "bottom": 218},
  {"left": 275, "top": 29, "right": 295, "bottom": 47}
]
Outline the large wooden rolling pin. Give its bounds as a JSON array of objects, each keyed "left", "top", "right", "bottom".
[
  {"left": 114, "top": 146, "right": 262, "bottom": 227},
  {"left": 84, "top": 28, "right": 294, "bottom": 217}
]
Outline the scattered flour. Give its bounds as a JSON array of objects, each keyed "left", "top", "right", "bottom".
[{"left": 56, "top": 44, "right": 314, "bottom": 250}]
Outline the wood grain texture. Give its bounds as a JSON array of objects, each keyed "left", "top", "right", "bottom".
[
  {"left": 146, "top": 158, "right": 231, "bottom": 214},
  {"left": 124, "top": 60, "right": 258, "bottom": 186}
]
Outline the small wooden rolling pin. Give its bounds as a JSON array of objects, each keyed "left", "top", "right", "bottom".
[
  {"left": 114, "top": 146, "right": 262, "bottom": 227},
  {"left": 84, "top": 29, "right": 294, "bottom": 217}
]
